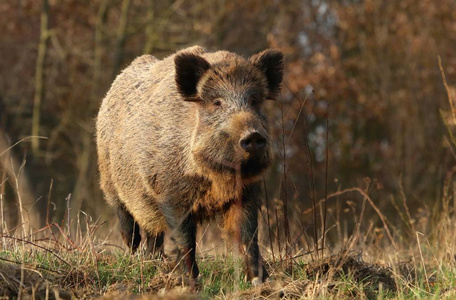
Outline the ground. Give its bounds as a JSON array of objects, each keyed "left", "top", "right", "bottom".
[{"left": 1, "top": 233, "right": 454, "bottom": 299}]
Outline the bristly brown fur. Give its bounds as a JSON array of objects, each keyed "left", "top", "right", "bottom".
[{"left": 96, "top": 45, "right": 284, "bottom": 283}]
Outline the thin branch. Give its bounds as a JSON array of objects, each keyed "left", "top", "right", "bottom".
[
  {"left": 438, "top": 56, "right": 455, "bottom": 121},
  {"left": 0, "top": 136, "right": 48, "bottom": 157}
]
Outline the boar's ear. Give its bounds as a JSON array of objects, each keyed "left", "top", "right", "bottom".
[
  {"left": 175, "top": 53, "right": 210, "bottom": 101},
  {"left": 249, "top": 49, "right": 284, "bottom": 100}
]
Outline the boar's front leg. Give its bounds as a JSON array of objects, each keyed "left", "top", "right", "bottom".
[
  {"left": 224, "top": 184, "right": 269, "bottom": 285},
  {"left": 241, "top": 190, "right": 269, "bottom": 285},
  {"left": 158, "top": 201, "right": 199, "bottom": 279}
]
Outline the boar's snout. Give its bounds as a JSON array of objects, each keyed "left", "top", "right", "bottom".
[{"left": 239, "top": 131, "right": 267, "bottom": 154}]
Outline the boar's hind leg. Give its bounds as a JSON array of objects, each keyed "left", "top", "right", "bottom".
[
  {"left": 116, "top": 203, "right": 141, "bottom": 252},
  {"left": 145, "top": 231, "right": 164, "bottom": 257},
  {"left": 158, "top": 203, "right": 199, "bottom": 279}
]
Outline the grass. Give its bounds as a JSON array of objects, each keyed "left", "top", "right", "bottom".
[{"left": 1, "top": 217, "right": 455, "bottom": 299}]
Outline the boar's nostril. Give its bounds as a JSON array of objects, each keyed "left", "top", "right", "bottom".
[{"left": 240, "top": 132, "right": 267, "bottom": 153}]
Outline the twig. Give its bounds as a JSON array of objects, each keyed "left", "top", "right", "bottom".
[
  {"left": 279, "top": 102, "right": 292, "bottom": 268},
  {"left": 274, "top": 207, "right": 282, "bottom": 259},
  {"left": 322, "top": 106, "right": 329, "bottom": 257},
  {"left": 66, "top": 194, "right": 72, "bottom": 238},
  {"left": 0, "top": 136, "right": 48, "bottom": 157},
  {"left": 416, "top": 231, "right": 430, "bottom": 291},
  {"left": 438, "top": 56, "right": 455, "bottom": 121},
  {"left": 13, "top": 157, "right": 27, "bottom": 237},
  {"left": 263, "top": 178, "right": 275, "bottom": 261},
  {"left": 46, "top": 179, "right": 53, "bottom": 225}
]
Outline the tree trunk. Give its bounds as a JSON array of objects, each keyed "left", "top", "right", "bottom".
[{"left": 31, "top": 0, "right": 50, "bottom": 155}]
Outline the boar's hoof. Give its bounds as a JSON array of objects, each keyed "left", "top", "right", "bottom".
[{"left": 251, "top": 277, "right": 262, "bottom": 286}]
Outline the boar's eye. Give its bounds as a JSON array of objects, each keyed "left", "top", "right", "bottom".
[
  {"left": 213, "top": 99, "right": 222, "bottom": 107},
  {"left": 250, "top": 97, "right": 261, "bottom": 107}
]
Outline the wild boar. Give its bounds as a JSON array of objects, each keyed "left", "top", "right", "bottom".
[{"left": 96, "top": 45, "right": 283, "bottom": 284}]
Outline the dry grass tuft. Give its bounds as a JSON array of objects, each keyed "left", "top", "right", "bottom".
[
  {"left": 0, "top": 262, "right": 72, "bottom": 299},
  {"left": 305, "top": 251, "right": 396, "bottom": 298}
]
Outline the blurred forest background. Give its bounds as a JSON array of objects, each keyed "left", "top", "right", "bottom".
[{"left": 1, "top": 0, "right": 455, "bottom": 252}]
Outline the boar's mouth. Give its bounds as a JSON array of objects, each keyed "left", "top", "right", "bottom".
[
  {"left": 196, "top": 153, "right": 271, "bottom": 180},
  {"left": 240, "top": 158, "right": 270, "bottom": 178},
  {"left": 198, "top": 154, "right": 238, "bottom": 174}
]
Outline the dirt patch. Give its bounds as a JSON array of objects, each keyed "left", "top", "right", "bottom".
[
  {"left": 228, "top": 279, "right": 312, "bottom": 299},
  {"left": 98, "top": 273, "right": 199, "bottom": 299}
]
